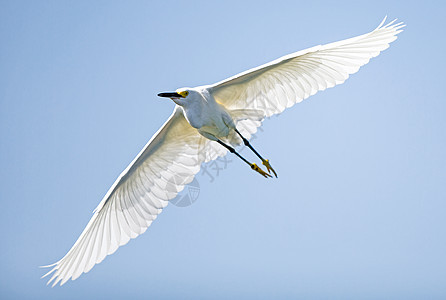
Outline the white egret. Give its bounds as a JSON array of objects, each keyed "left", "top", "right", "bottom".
[{"left": 42, "top": 18, "right": 404, "bottom": 286}]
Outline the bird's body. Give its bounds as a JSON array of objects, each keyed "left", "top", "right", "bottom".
[
  {"left": 178, "top": 88, "right": 235, "bottom": 140},
  {"left": 42, "top": 17, "right": 404, "bottom": 286}
]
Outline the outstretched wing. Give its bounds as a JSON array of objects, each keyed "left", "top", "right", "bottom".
[
  {"left": 42, "top": 106, "right": 226, "bottom": 286},
  {"left": 210, "top": 18, "right": 404, "bottom": 118}
]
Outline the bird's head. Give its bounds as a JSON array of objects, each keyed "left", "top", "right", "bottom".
[{"left": 157, "top": 88, "right": 195, "bottom": 106}]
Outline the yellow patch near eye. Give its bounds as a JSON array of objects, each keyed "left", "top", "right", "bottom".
[{"left": 178, "top": 91, "right": 189, "bottom": 98}]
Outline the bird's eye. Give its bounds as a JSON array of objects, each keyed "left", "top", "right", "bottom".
[{"left": 178, "top": 91, "right": 189, "bottom": 98}]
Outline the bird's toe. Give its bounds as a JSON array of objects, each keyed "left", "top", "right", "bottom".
[
  {"left": 262, "top": 159, "right": 278, "bottom": 178},
  {"left": 251, "top": 163, "right": 272, "bottom": 178}
]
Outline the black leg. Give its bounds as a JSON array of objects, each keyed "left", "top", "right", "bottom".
[
  {"left": 217, "top": 139, "right": 271, "bottom": 178},
  {"left": 234, "top": 128, "right": 278, "bottom": 178},
  {"left": 234, "top": 129, "right": 265, "bottom": 161}
]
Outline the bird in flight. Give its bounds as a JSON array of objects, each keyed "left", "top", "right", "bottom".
[{"left": 42, "top": 17, "right": 404, "bottom": 286}]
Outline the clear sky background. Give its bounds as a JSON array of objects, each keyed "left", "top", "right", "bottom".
[{"left": 1, "top": 0, "right": 445, "bottom": 299}]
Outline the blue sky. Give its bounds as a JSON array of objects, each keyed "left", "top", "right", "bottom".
[{"left": 1, "top": 0, "right": 446, "bottom": 298}]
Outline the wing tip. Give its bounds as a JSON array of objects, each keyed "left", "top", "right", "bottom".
[
  {"left": 374, "top": 16, "right": 405, "bottom": 32},
  {"left": 39, "top": 262, "right": 57, "bottom": 269},
  {"left": 375, "top": 16, "right": 388, "bottom": 30},
  {"left": 377, "top": 16, "right": 405, "bottom": 33},
  {"left": 40, "top": 267, "right": 57, "bottom": 279}
]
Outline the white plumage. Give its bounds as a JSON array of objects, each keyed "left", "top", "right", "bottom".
[{"left": 42, "top": 17, "right": 404, "bottom": 286}]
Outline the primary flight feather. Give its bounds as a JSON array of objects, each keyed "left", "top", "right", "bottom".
[{"left": 42, "top": 17, "right": 404, "bottom": 286}]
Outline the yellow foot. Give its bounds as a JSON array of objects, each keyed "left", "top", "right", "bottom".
[
  {"left": 262, "top": 159, "right": 278, "bottom": 178},
  {"left": 251, "top": 163, "right": 272, "bottom": 178}
]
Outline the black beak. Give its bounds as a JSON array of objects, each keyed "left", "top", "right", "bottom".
[{"left": 157, "top": 92, "right": 183, "bottom": 98}]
